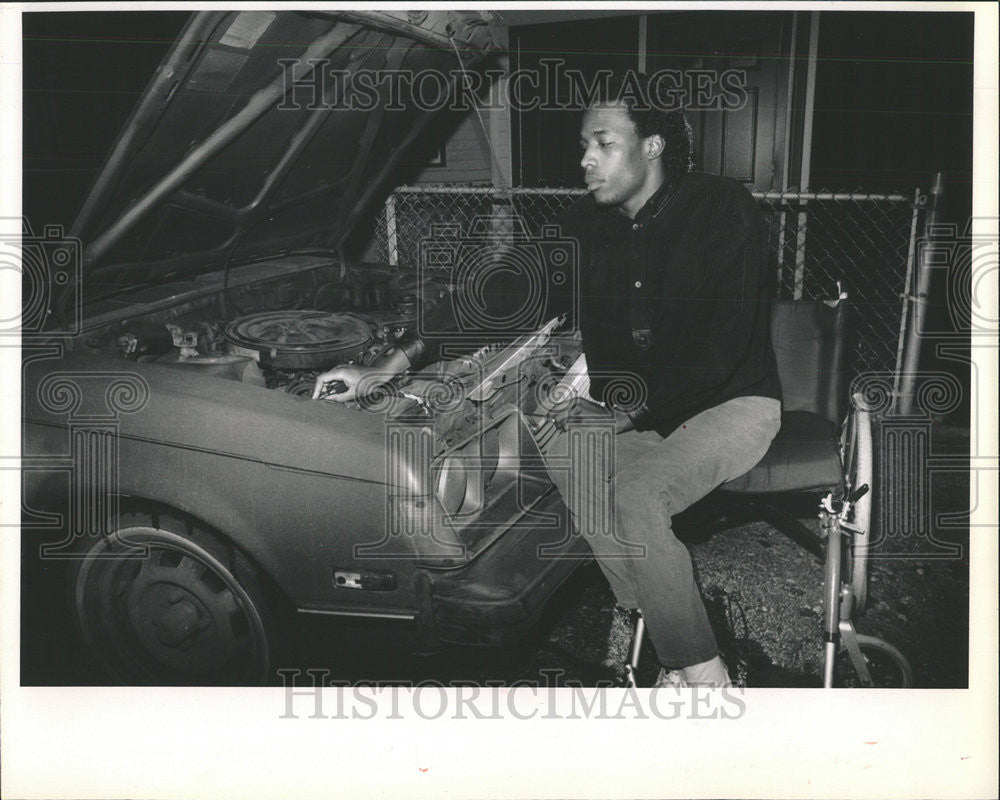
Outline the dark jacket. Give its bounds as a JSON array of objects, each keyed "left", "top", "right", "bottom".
[{"left": 554, "top": 172, "right": 781, "bottom": 436}]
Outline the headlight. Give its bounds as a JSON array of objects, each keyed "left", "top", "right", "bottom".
[{"left": 434, "top": 426, "right": 500, "bottom": 517}]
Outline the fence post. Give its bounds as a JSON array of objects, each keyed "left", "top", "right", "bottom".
[
  {"left": 891, "top": 187, "right": 925, "bottom": 407},
  {"left": 793, "top": 208, "right": 808, "bottom": 299},
  {"left": 896, "top": 172, "right": 945, "bottom": 415},
  {"left": 384, "top": 192, "right": 398, "bottom": 267}
]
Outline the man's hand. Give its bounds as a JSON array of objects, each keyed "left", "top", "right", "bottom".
[
  {"left": 547, "top": 396, "right": 634, "bottom": 434},
  {"left": 312, "top": 365, "right": 381, "bottom": 403},
  {"left": 313, "top": 346, "right": 414, "bottom": 404}
]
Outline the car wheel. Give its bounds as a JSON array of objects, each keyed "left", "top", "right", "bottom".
[{"left": 68, "top": 510, "right": 282, "bottom": 685}]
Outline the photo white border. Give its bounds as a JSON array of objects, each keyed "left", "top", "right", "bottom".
[{"left": 2, "top": 2, "right": 996, "bottom": 798}]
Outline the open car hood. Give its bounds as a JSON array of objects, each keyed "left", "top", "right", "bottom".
[{"left": 70, "top": 10, "right": 501, "bottom": 299}]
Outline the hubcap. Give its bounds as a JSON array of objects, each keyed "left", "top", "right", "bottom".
[
  {"left": 74, "top": 529, "right": 270, "bottom": 684},
  {"left": 125, "top": 549, "right": 244, "bottom": 674}
]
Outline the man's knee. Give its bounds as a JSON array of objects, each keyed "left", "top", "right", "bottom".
[{"left": 614, "top": 475, "right": 675, "bottom": 529}]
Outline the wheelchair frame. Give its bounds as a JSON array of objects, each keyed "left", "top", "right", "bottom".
[
  {"left": 620, "top": 309, "right": 915, "bottom": 688},
  {"left": 817, "top": 391, "right": 913, "bottom": 688}
]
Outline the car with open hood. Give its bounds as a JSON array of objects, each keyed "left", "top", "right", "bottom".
[{"left": 21, "top": 9, "right": 590, "bottom": 685}]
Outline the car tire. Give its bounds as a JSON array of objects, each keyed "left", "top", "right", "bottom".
[{"left": 68, "top": 509, "right": 284, "bottom": 685}]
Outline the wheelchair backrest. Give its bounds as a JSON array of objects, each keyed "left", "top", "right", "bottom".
[{"left": 770, "top": 299, "right": 848, "bottom": 426}]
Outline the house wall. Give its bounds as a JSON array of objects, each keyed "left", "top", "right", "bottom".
[
  {"left": 511, "top": 11, "right": 801, "bottom": 192},
  {"left": 410, "top": 111, "right": 492, "bottom": 184},
  {"left": 407, "top": 55, "right": 514, "bottom": 187},
  {"left": 387, "top": 12, "right": 804, "bottom": 192}
]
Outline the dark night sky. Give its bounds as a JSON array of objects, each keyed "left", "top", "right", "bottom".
[
  {"left": 22, "top": 12, "right": 188, "bottom": 231},
  {"left": 22, "top": 10, "right": 975, "bottom": 231}
]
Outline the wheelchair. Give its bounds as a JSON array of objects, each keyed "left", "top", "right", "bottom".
[{"left": 624, "top": 296, "right": 914, "bottom": 688}]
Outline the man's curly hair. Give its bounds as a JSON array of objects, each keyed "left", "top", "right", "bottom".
[{"left": 592, "top": 71, "right": 695, "bottom": 181}]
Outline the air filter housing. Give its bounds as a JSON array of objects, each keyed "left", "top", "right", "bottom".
[{"left": 224, "top": 311, "right": 373, "bottom": 369}]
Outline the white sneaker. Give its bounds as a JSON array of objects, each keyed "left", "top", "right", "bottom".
[
  {"left": 680, "top": 655, "right": 732, "bottom": 687},
  {"left": 653, "top": 668, "right": 687, "bottom": 688}
]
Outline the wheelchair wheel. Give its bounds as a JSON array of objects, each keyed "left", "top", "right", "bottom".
[
  {"left": 840, "top": 395, "right": 875, "bottom": 614},
  {"left": 834, "top": 634, "right": 913, "bottom": 688}
]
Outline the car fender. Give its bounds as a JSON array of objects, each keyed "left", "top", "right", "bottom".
[{"left": 23, "top": 353, "right": 429, "bottom": 610}]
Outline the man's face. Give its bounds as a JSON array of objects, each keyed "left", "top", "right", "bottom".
[{"left": 579, "top": 103, "right": 663, "bottom": 218}]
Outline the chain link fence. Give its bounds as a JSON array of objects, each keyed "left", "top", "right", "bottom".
[{"left": 372, "top": 184, "right": 925, "bottom": 384}]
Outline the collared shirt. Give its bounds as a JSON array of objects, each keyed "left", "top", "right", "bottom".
[{"left": 553, "top": 171, "right": 781, "bottom": 436}]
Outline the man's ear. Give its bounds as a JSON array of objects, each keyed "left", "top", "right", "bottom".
[{"left": 645, "top": 134, "right": 665, "bottom": 161}]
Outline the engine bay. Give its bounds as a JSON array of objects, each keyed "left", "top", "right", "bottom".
[
  {"left": 79, "top": 260, "right": 450, "bottom": 397},
  {"left": 52, "top": 255, "right": 586, "bottom": 557},
  {"left": 73, "top": 258, "right": 583, "bottom": 525},
  {"left": 77, "top": 258, "right": 580, "bottom": 416}
]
